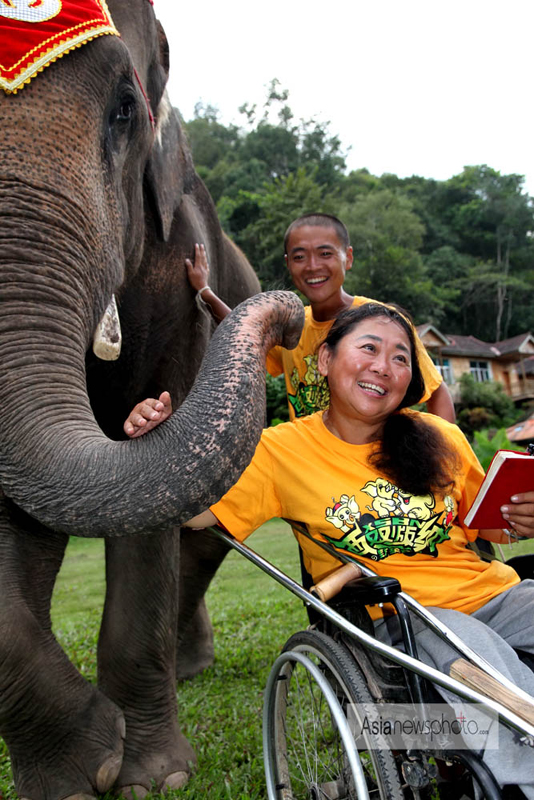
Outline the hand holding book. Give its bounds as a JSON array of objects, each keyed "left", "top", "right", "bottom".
[
  {"left": 500, "top": 490, "right": 534, "bottom": 539},
  {"left": 463, "top": 446, "right": 534, "bottom": 533}
]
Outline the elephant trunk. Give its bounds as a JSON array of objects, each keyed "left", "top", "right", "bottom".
[{"left": 0, "top": 290, "right": 304, "bottom": 536}]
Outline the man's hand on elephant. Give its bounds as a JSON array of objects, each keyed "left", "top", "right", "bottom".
[
  {"left": 186, "top": 242, "right": 232, "bottom": 323},
  {"left": 124, "top": 391, "right": 173, "bottom": 438},
  {"left": 501, "top": 491, "right": 534, "bottom": 538},
  {"left": 185, "top": 243, "right": 210, "bottom": 292}
]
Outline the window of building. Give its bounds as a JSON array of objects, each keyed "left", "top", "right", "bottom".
[
  {"left": 430, "top": 356, "right": 453, "bottom": 384},
  {"left": 470, "top": 360, "right": 490, "bottom": 382}
]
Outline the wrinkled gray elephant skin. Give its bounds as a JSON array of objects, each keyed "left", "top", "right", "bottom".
[{"left": 0, "top": 0, "right": 305, "bottom": 797}]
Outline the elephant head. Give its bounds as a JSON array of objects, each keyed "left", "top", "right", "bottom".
[{"left": 0, "top": 0, "right": 304, "bottom": 536}]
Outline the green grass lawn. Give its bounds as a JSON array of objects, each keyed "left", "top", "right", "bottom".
[{"left": 1, "top": 526, "right": 533, "bottom": 797}]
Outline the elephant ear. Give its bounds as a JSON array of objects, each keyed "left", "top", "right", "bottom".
[{"left": 144, "top": 21, "right": 194, "bottom": 241}]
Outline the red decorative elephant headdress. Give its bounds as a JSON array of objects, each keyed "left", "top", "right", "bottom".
[{"left": 0, "top": 0, "right": 119, "bottom": 94}]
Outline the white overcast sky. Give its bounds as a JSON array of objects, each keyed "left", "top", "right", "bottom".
[{"left": 154, "top": 0, "right": 534, "bottom": 197}]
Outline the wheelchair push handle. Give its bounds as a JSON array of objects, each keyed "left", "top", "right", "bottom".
[{"left": 310, "top": 562, "right": 363, "bottom": 602}]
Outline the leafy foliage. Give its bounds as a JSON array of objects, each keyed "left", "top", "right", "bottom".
[
  {"left": 471, "top": 428, "right": 515, "bottom": 471},
  {"left": 456, "top": 374, "right": 521, "bottom": 438},
  {"left": 231, "top": 169, "right": 328, "bottom": 287},
  {"left": 340, "top": 189, "right": 440, "bottom": 319},
  {"left": 184, "top": 86, "right": 534, "bottom": 342},
  {"left": 265, "top": 373, "right": 289, "bottom": 425}
]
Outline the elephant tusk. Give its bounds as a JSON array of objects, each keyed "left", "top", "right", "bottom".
[{"left": 93, "top": 295, "right": 122, "bottom": 361}]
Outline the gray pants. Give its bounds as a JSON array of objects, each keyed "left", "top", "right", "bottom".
[{"left": 374, "top": 580, "right": 534, "bottom": 797}]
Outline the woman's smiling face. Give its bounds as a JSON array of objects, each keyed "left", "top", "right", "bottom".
[{"left": 318, "top": 315, "right": 413, "bottom": 432}]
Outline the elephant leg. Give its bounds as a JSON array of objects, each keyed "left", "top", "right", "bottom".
[
  {"left": 176, "top": 527, "right": 231, "bottom": 680},
  {"left": 0, "top": 496, "right": 125, "bottom": 800},
  {"left": 98, "top": 531, "right": 195, "bottom": 797}
]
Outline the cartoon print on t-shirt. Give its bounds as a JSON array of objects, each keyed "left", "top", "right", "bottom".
[
  {"left": 287, "top": 355, "right": 331, "bottom": 418},
  {"left": 324, "top": 481, "right": 454, "bottom": 561},
  {"left": 361, "top": 478, "right": 398, "bottom": 517},
  {"left": 325, "top": 494, "right": 361, "bottom": 532},
  {"left": 444, "top": 495, "right": 454, "bottom": 526},
  {"left": 396, "top": 489, "right": 435, "bottom": 520}
]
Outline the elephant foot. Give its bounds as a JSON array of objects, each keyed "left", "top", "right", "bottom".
[
  {"left": 12, "top": 693, "right": 125, "bottom": 800},
  {"left": 114, "top": 731, "right": 195, "bottom": 797},
  {"left": 176, "top": 596, "right": 214, "bottom": 681}
]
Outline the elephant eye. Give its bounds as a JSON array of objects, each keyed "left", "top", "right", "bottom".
[
  {"left": 112, "top": 98, "right": 136, "bottom": 125},
  {"left": 104, "top": 82, "right": 140, "bottom": 157},
  {"left": 118, "top": 101, "right": 133, "bottom": 121},
  {"left": 108, "top": 83, "right": 139, "bottom": 132}
]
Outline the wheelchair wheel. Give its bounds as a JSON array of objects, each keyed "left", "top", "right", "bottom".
[{"left": 263, "top": 629, "right": 403, "bottom": 799}]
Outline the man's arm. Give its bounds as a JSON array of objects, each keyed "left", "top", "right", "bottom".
[
  {"left": 426, "top": 381, "right": 455, "bottom": 423},
  {"left": 187, "top": 243, "right": 231, "bottom": 323}
]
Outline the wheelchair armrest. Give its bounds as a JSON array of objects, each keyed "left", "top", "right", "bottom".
[
  {"left": 331, "top": 575, "right": 402, "bottom": 606},
  {"left": 310, "top": 562, "right": 362, "bottom": 602}
]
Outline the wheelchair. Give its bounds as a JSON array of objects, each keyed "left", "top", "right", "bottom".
[{"left": 209, "top": 523, "right": 534, "bottom": 800}]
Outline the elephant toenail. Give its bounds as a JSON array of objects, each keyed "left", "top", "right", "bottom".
[
  {"left": 116, "top": 785, "right": 149, "bottom": 800},
  {"left": 60, "top": 794, "right": 96, "bottom": 800},
  {"left": 161, "top": 770, "right": 190, "bottom": 790},
  {"left": 96, "top": 752, "right": 123, "bottom": 792}
]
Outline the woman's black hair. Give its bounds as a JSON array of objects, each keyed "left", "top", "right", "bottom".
[{"left": 323, "top": 303, "right": 459, "bottom": 496}]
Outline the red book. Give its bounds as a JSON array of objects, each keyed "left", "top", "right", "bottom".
[{"left": 463, "top": 449, "right": 534, "bottom": 529}]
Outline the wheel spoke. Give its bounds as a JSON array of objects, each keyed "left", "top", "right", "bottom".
[{"left": 264, "top": 630, "right": 405, "bottom": 799}]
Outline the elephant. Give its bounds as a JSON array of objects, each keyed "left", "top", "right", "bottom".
[{"left": 0, "top": 1, "right": 304, "bottom": 798}]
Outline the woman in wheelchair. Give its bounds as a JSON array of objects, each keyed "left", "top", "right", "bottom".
[{"left": 129, "top": 302, "right": 534, "bottom": 795}]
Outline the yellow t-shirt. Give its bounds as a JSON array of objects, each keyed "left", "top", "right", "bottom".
[
  {"left": 266, "top": 297, "right": 442, "bottom": 420},
  {"left": 211, "top": 411, "right": 519, "bottom": 619}
]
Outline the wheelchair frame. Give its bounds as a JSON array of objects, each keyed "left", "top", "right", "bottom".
[{"left": 208, "top": 523, "right": 534, "bottom": 799}]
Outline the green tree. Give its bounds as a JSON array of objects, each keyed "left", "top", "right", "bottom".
[
  {"left": 454, "top": 261, "right": 532, "bottom": 342},
  {"left": 299, "top": 119, "right": 346, "bottom": 188},
  {"left": 338, "top": 190, "right": 441, "bottom": 320},
  {"left": 442, "top": 166, "right": 534, "bottom": 340},
  {"left": 471, "top": 428, "right": 514, "bottom": 471},
  {"left": 184, "top": 103, "right": 242, "bottom": 203},
  {"left": 389, "top": 168, "right": 534, "bottom": 339},
  {"left": 186, "top": 81, "right": 347, "bottom": 213},
  {"left": 265, "top": 373, "right": 289, "bottom": 425},
  {"left": 238, "top": 79, "right": 346, "bottom": 189},
  {"left": 421, "top": 246, "right": 465, "bottom": 328},
  {"left": 184, "top": 92, "right": 534, "bottom": 342},
  {"left": 232, "top": 168, "right": 327, "bottom": 287},
  {"left": 184, "top": 102, "right": 240, "bottom": 169},
  {"left": 456, "top": 374, "right": 520, "bottom": 438}
]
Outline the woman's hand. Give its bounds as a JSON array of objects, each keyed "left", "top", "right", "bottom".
[
  {"left": 185, "top": 243, "right": 209, "bottom": 292},
  {"left": 124, "top": 391, "right": 172, "bottom": 438},
  {"left": 501, "top": 492, "right": 534, "bottom": 538},
  {"left": 183, "top": 510, "right": 218, "bottom": 529}
]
